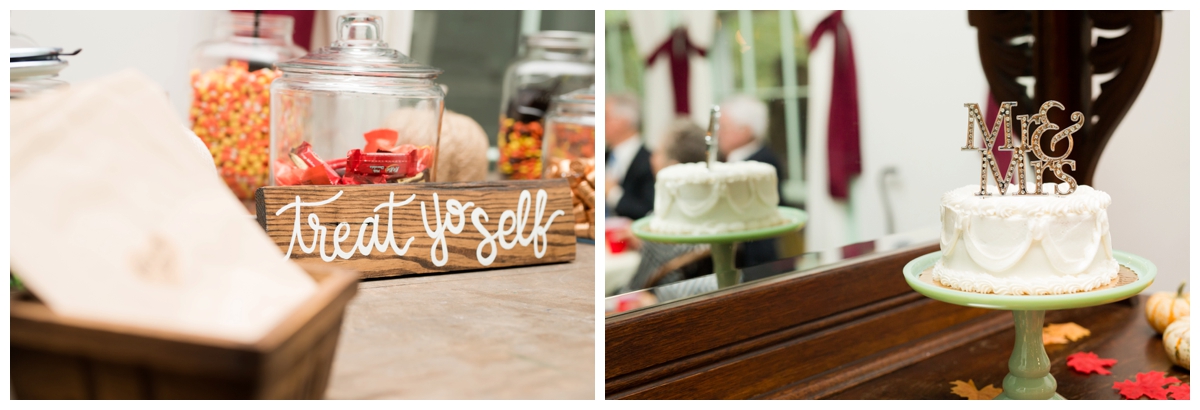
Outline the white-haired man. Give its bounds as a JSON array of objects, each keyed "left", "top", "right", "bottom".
[
  {"left": 719, "top": 95, "right": 785, "bottom": 182},
  {"left": 719, "top": 95, "right": 783, "bottom": 268},
  {"left": 605, "top": 93, "right": 655, "bottom": 220}
]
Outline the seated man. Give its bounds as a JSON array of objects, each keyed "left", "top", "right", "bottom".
[
  {"left": 604, "top": 93, "right": 655, "bottom": 220},
  {"left": 719, "top": 95, "right": 783, "bottom": 268},
  {"left": 620, "top": 119, "right": 713, "bottom": 292}
]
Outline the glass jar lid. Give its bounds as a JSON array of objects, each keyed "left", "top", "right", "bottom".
[
  {"left": 524, "top": 31, "right": 594, "bottom": 51},
  {"left": 552, "top": 85, "right": 596, "bottom": 116},
  {"left": 11, "top": 47, "right": 80, "bottom": 80},
  {"left": 277, "top": 13, "right": 441, "bottom": 79}
]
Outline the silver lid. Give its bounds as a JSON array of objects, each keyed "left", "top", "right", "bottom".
[
  {"left": 524, "top": 31, "right": 594, "bottom": 50},
  {"left": 555, "top": 85, "right": 595, "bottom": 104},
  {"left": 11, "top": 47, "right": 79, "bottom": 81},
  {"left": 13, "top": 47, "right": 63, "bottom": 60},
  {"left": 277, "top": 14, "right": 441, "bottom": 78},
  {"left": 550, "top": 86, "right": 596, "bottom": 118},
  {"left": 11, "top": 47, "right": 81, "bottom": 61}
]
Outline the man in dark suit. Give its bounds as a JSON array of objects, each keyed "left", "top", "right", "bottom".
[
  {"left": 719, "top": 95, "right": 782, "bottom": 268},
  {"left": 605, "top": 94, "right": 655, "bottom": 220}
]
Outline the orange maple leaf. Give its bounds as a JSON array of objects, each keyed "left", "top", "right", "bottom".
[
  {"left": 950, "top": 380, "right": 1003, "bottom": 400},
  {"left": 1043, "top": 322, "right": 1091, "bottom": 345}
]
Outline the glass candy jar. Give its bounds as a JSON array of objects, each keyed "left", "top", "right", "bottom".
[
  {"left": 270, "top": 14, "right": 443, "bottom": 188},
  {"left": 10, "top": 46, "right": 78, "bottom": 99},
  {"left": 543, "top": 86, "right": 596, "bottom": 239},
  {"left": 190, "top": 12, "right": 306, "bottom": 199},
  {"left": 498, "top": 31, "right": 595, "bottom": 180}
]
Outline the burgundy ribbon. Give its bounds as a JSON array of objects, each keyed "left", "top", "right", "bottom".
[
  {"left": 808, "top": 10, "right": 862, "bottom": 200},
  {"left": 646, "top": 27, "right": 707, "bottom": 115}
]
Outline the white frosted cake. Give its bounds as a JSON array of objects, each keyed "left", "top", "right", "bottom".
[
  {"left": 933, "top": 183, "right": 1119, "bottom": 295},
  {"left": 649, "top": 161, "right": 786, "bottom": 234}
]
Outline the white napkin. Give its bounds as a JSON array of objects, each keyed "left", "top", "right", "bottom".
[{"left": 10, "top": 69, "right": 317, "bottom": 344}]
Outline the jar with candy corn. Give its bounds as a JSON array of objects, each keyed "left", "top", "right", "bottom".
[
  {"left": 190, "top": 12, "right": 305, "bottom": 199},
  {"left": 543, "top": 86, "right": 596, "bottom": 239},
  {"left": 498, "top": 31, "right": 595, "bottom": 180},
  {"left": 270, "top": 13, "right": 443, "bottom": 189}
]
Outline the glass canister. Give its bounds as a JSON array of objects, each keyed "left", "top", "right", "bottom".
[
  {"left": 498, "top": 31, "right": 595, "bottom": 180},
  {"left": 11, "top": 32, "right": 80, "bottom": 99},
  {"left": 10, "top": 46, "right": 78, "bottom": 99},
  {"left": 189, "top": 12, "right": 306, "bottom": 199},
  {"left": 270, "top": 14, "right": 443, "bottom": 188},
  {"left": 542, "top": 86, "right": 596, "bottom": 239}
]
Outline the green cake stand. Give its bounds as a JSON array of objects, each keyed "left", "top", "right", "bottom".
[
  {"left": 903, "top": 250, "right": 1156, "bottom": 400},
  {"left": 632, "top": 207, "right": 807, "bottom": 288}
]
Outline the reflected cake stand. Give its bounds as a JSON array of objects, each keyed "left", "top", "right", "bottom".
[
  {"left": 632, "top": 207, "right": 807, "bottom": 288},
  {"left": 903, "top": 251, "right": 1156, "bottom": 400}
]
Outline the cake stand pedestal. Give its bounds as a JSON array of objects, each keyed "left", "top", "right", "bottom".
[
  {"left": 632, "top": 207, "right": 807, "bottom": 288},
  {"left": 902, "top": 251, "right": 1156, "bottom": 400}
]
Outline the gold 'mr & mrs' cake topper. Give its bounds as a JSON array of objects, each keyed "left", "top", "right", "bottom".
[{"left": 961, "top": 100, "right": 1084, "bottom": 196}]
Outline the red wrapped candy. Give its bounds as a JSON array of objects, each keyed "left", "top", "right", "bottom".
[
  {"left": 274, "top": 129, "right": 434, "bottom": 186},
  {"left": 409, "top": 145, "right": 433, "bottom": 177},
  {"left": 363, "top": 128, "right": 399, "bottom": 153},
  {"left": 326, "top": 157, "right": 347, "bottom": 171},
  {"left": 274, "top": 160, "right": 302, "bottom": 186},
  {"left": 342, "top": 149, "right": 410, "bottom": 184},
  {"left": 293, "top": 142, "right": 340, "bottom": 185},
  {"left": 388, "top": 144, "right": 416, "bottom": 157},
  {"left": 301, "top": 164, "right": 336, "bottom": 185}
]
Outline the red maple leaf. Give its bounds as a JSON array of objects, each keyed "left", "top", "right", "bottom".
[
  {"left": 1113, "top": 371, "right": 1182, "bottom": 400},
  {"left": 1066, "top": 352, "right": 1117, "bottom": 375},
  {"left": 1167, "top": 383, "right": 1189, "bottom": 400}
]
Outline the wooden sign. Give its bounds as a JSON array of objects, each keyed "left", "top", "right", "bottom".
[{"left": 255, "top": 180, "right": 577, "bottom": 279}]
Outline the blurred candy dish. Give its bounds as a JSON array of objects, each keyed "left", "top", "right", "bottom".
[
  {"left": 498, "top": 31, "right": 594, "bottom": 180},
  {"left": 189, "top": 12, "right": 306, "bottom": 199},
  {"left": 190, "top": 61, "right": 281, "bottom": 197},
  {"left": 543, "top": 86, "right": 596, "bottom": 239}
]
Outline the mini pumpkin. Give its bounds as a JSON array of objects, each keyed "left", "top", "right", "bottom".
[
  {"left": 1147, "top": 282, "right": 1189, "bottom": 333},
  {"left": 1163, "top": 316, "right": 1189, "bottom": 369}
]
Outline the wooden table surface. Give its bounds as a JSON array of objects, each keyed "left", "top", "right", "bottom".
[
  {"left": 323, "top": 243, "right": 596, "bottom": 399},
  {"left": 828, "top": 296, "right": 1190, "bottom": 400}
]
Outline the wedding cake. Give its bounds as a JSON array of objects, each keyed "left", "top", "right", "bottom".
[
  {"left": 933, "top": 183, "right": 1119, "bottom": 295},
  {"left": 648, "top": 161, "right": 786, "bottom": 234}
]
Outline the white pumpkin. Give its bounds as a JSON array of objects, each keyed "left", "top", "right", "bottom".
[
  {"left": 1163, "top": 316, "right": 1190, "bottom": 369},
  {"left": 1146, "top": 282, "right": 1190, "bottom": 333}
]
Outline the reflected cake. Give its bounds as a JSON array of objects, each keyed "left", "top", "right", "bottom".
[
  {"left": 933, "top": 183, "right": 1119, "bottom": 295},
  {"left": 649, "top": 161, "right": 786, "bottom": 234}
]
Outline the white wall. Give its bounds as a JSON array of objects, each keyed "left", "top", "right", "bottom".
[
  {"left": 10, "top": 9, "right": 417, "bottom": 138},
  {"left": 803, "top": 11, "right": 1188, "bottom": 292},
  {"left": 1093, "top": 11, "right": 1189, "bottom": 293},
  {"left": 802, "top": 10, "right": 986, "bottom": 251},
  {"left": 12, "top": 11, "right": 224, "bottom": 122}
]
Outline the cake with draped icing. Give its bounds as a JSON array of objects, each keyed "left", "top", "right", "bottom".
[
  {"left": 933, "top": 183, "right": 1119, "bottom": 295},
  {"left": 648, "top": 161, "right": 786, "bottom": 234}
]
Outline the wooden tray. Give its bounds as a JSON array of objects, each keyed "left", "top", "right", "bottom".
[{"left": 10, "top": 263, "right": 358, "bottom": 399}]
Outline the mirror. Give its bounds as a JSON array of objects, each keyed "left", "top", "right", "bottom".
[
  {"left": 606, "top": 226, "right": 938, "bottom": 316},
  {"left": 603, "top": 9, "right": 1189, "bottom": 312},
  {"left": 603, "top": 10, "right": 1014, "bottom": 304}
]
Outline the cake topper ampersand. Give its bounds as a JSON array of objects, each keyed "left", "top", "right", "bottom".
[{"left": 961, "top": 100, "right": 1083, "bottom": 196}]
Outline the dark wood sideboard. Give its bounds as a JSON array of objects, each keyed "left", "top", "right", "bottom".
[{"left": 605, "top": 242, "right": 1187, "bottom": 399}]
